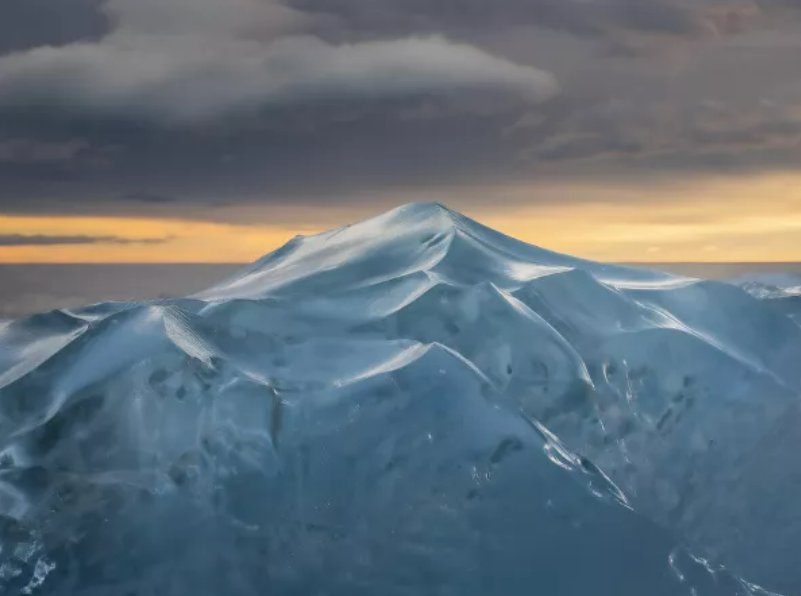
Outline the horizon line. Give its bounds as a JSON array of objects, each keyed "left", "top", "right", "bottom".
[{"left": 2, "top": 261, "right": 801, "bottom": 266}]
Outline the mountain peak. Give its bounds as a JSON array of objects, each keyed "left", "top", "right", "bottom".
[
  {"left": 392, "top": 201, "right": 453, "bottom": 216},
  {"left": 368, "top": 201, "right": 458, "bottom": 230},
  {"left": 198, "top": 202, "right": 675, "bottom": 301}
]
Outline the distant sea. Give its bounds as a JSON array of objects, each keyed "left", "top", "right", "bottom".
[
  {"left": 2, "top": 262, "right": 801, "bottom": 320},
  {"left": 0, "top": 264, "right": 242, "bottom": 320}
]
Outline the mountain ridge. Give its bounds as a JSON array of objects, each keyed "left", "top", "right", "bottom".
[{"left": 0, "top": 203, "right": 799, "bottom": 594}]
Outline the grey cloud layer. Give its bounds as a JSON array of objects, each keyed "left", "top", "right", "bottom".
[
  {"left": 0, "top": 139, "right": 89, "bottom": 163},
  {"left": 0, "top": 0, "right": 556, "bottom": 123},
  {"left": 292, "top": 0, "right": 705, "bottom": 39},
  {"left": 0, "top": 0, "right": 799, "bottom": 218},
  {"left": 521, "top": 97, "right": 801, "bottom": 164},
  {"left": 0, "top": 0, "right": 107, "bottom": 54}
]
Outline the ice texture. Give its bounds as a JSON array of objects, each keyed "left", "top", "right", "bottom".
[
  {"left": 729, "top": 273, "right": 801, "bottom": 327},
  {"left": 0, "top": 203, "right": 797, "bottom": 595}
]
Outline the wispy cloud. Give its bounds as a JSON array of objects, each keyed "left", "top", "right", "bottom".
[{"left": 0, "top": 234, "right": 172, "bottom": 246}]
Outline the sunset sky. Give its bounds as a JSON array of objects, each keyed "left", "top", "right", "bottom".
[{"left": 1, "top": 0, "right": 800, "bottom": 263}]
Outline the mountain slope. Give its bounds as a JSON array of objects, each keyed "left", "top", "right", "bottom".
[{"left": 0, "top": 203, "right": 797, "bottom": 594}]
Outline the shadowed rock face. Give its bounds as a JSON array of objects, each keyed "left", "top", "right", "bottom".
[{"left": 0, "top": 203, "right": 795, "bottom": 595}]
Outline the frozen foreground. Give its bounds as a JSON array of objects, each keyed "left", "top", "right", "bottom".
[{"left": 0, "top": 204, "right": 798, "bottom": 595}]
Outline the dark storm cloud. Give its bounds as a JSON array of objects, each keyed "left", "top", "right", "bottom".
[
  {"left": 0, "top": 0, "right": 799, "bottom": 219},
  {"left": 522, "top": 98, "right": 801, "bottom": 166},
  {"left": 0, "top": 234, "right": 172, "bottom": 246},
  {"left": 0, "top": 0, "right": 107, "bottom": 54},
  {"left": 118, "top": 192, "right": 177, "bottom": 204},
  {"left": 0, "top": 138, "right": 90, "bottom": 163},
  {"left": 291, "top": 0, "right": 707, "bottom": 40},
  {"left": 0, "top": 102, "right": 548, "bottom": 215}
]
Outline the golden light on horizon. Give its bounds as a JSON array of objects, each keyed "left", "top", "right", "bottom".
[
  {"left": 478, "top": 173, "right": 801, "bottom": 263},
  {"left": 2, "top": 173, "right": 801, "bottom": 264},
  {"left": 0, "top": 215, "right": 316, "bottom": 264}
]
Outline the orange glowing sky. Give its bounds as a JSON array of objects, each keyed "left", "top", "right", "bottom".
[{"left": 3, "top": 174, "right": 801, "bottom": 264}]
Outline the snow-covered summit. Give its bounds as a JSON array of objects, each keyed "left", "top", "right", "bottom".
[
  {"left": 198, "top": 202, "right": 677, "bottom": 301},
  {"left": 0, "top": 204, "right": 799, "bottom": 595}
]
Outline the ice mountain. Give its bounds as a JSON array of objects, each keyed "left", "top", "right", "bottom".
[
  {"left": 0, "top": 203, "right": 797, "bottom": 595},
  {"left": 730, "top": 273, "right": 801, "bottom": 326}
]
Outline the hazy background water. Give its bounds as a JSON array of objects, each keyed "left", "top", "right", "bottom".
[
  {"left": 2, "top": 262, "right": 801, "bottom": 320},
  {"left": 0, "top": 264, "right": 242, "bottom": 320}
]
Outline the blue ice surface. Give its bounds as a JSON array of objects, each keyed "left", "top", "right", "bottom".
[{"left": 0, "top": 203, "right": 796, "bottom": 595}]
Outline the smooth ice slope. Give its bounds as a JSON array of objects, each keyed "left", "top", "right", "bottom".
[
  {"left": 199, "top": 204, "right": 801, "bottom": 591},
  {"left": 0, "top": 203, "right": 798, "bottom": 595}
]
